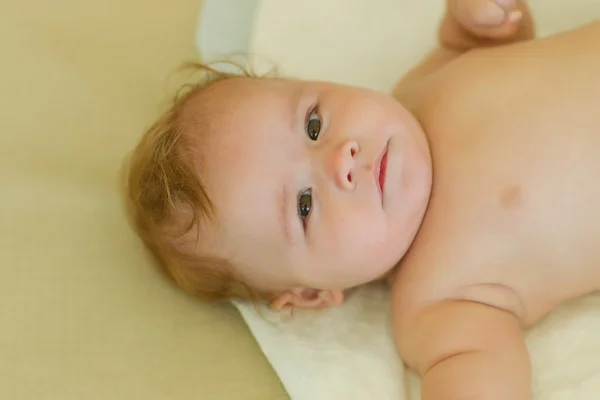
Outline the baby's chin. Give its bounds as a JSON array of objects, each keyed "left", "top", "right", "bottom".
[
  {"left": 398, "top": 124, "right": 433, "bottom": 245},
  {"left": 381, "top": 183, "right": 431, "bottom": 278}
]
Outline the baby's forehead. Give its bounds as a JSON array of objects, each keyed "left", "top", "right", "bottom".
[
  {"left": 179, "top": 78, "right": 292, "bottom": 142},
  {"left": 180, "top": 78, "right": 297, "bottom": 230},
  {"left": 184, "top": 77, "right": 310, "bottom": 146}
]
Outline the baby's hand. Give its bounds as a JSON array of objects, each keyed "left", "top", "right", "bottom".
[{"left": 444, "top": 0, "right": 534, "bottom": 43}]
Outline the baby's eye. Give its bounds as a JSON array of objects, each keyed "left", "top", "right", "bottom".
[
  {"left": 305, "top": 106, "right": 321, "bottom": 141},
  {"left": 297, "top": 188, "right": 312, "bottom": 226}
]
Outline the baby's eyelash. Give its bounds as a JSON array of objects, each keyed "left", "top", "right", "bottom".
[{"left": 305, "top": 103, "right": 319, "bottom": 122}]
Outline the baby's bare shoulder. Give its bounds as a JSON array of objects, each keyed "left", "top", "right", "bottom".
[{"left": 410, "top": 20, "right": 600, "bottom": 112}]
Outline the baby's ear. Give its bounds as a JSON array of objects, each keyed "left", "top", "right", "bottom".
[{"left": 269, "top": 288, "right": 344, "bottom": 311}]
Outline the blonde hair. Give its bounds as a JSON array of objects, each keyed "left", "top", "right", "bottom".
[{"left": 124, "top": 61, "right": 271, "bottom": 302}]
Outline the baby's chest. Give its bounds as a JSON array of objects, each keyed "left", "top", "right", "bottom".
[
  {"left": 419, "top": 55, "right": 600, "bottom": 253},
  {"left": 396, "top": 190, "right": 600, "bottom": 326},
  {"left": 402, "top": 101, "right": 600, "bottom": 324},
  {"left": 407, "top": 208, "right": 600, "bottom": 325}
]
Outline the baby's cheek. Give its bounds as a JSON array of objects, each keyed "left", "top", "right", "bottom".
[
  {"left": 314, "top": 208, "right": 392, "bottom": 278},
  {"left": 321, "top": 214, "right": 377, "bottom": 251},
  {"left": 339, "top": 221, "right": 392, "bottom": 264}
]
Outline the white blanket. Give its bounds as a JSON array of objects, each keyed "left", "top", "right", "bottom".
[{"left": 224, "top": 1, "right": 600, "bottom": 399}]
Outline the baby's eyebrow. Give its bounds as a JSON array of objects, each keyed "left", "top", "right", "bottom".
[
  {"left": 279, "top": 183, "right": 294, "bottom": 247},
  {"left": 278, "top": 87, "right": 304, "bottom": 247},
  {"left": 290, "top": 86, "right": 305, "bottom": 134}
]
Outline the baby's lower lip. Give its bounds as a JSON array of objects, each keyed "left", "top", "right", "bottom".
[
  {"left": 375, "top": 142, "right": 389, "bottom": 202},
  {"left": 379, "top": 150, "right": 388, "bottom": 195}
]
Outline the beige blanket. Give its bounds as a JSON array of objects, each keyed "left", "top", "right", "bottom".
[{"left": 1, "top": 1, "right": 286, "bottom": 399}]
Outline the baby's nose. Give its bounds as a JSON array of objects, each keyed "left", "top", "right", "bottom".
[{"left": 328, "top": 140, "right": 359, "bottom": 190}]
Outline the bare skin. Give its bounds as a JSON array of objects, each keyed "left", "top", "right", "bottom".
[{"left": 390, "top": 1, "right": 600, "bottom": 399}]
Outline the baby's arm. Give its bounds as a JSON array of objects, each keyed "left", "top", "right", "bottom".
[
  {"left": 394, "top": 0, "right": 534, "bottom": 100},
  {"left": 393, "top": 300, "right": 531, "bottom": 400}
]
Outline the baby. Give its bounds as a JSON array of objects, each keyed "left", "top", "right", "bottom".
[{"left": 125, "top": 0, "right": 600, "bottom": 399}]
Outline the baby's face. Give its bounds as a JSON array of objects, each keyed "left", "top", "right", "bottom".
[{"left": 194, "top": 78, "right": 432, "bottom": 295}]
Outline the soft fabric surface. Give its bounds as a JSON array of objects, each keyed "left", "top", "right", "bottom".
[
  {"left": 1, "top": 1, "right": 287, "bottom": 399},
  {"left": 232, "top": 1, "right": 600, "bottom": 399}
]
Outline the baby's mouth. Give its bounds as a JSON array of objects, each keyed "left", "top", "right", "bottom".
[{"left": 375, "top": 142, "right": 389, "bottom": 201}]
